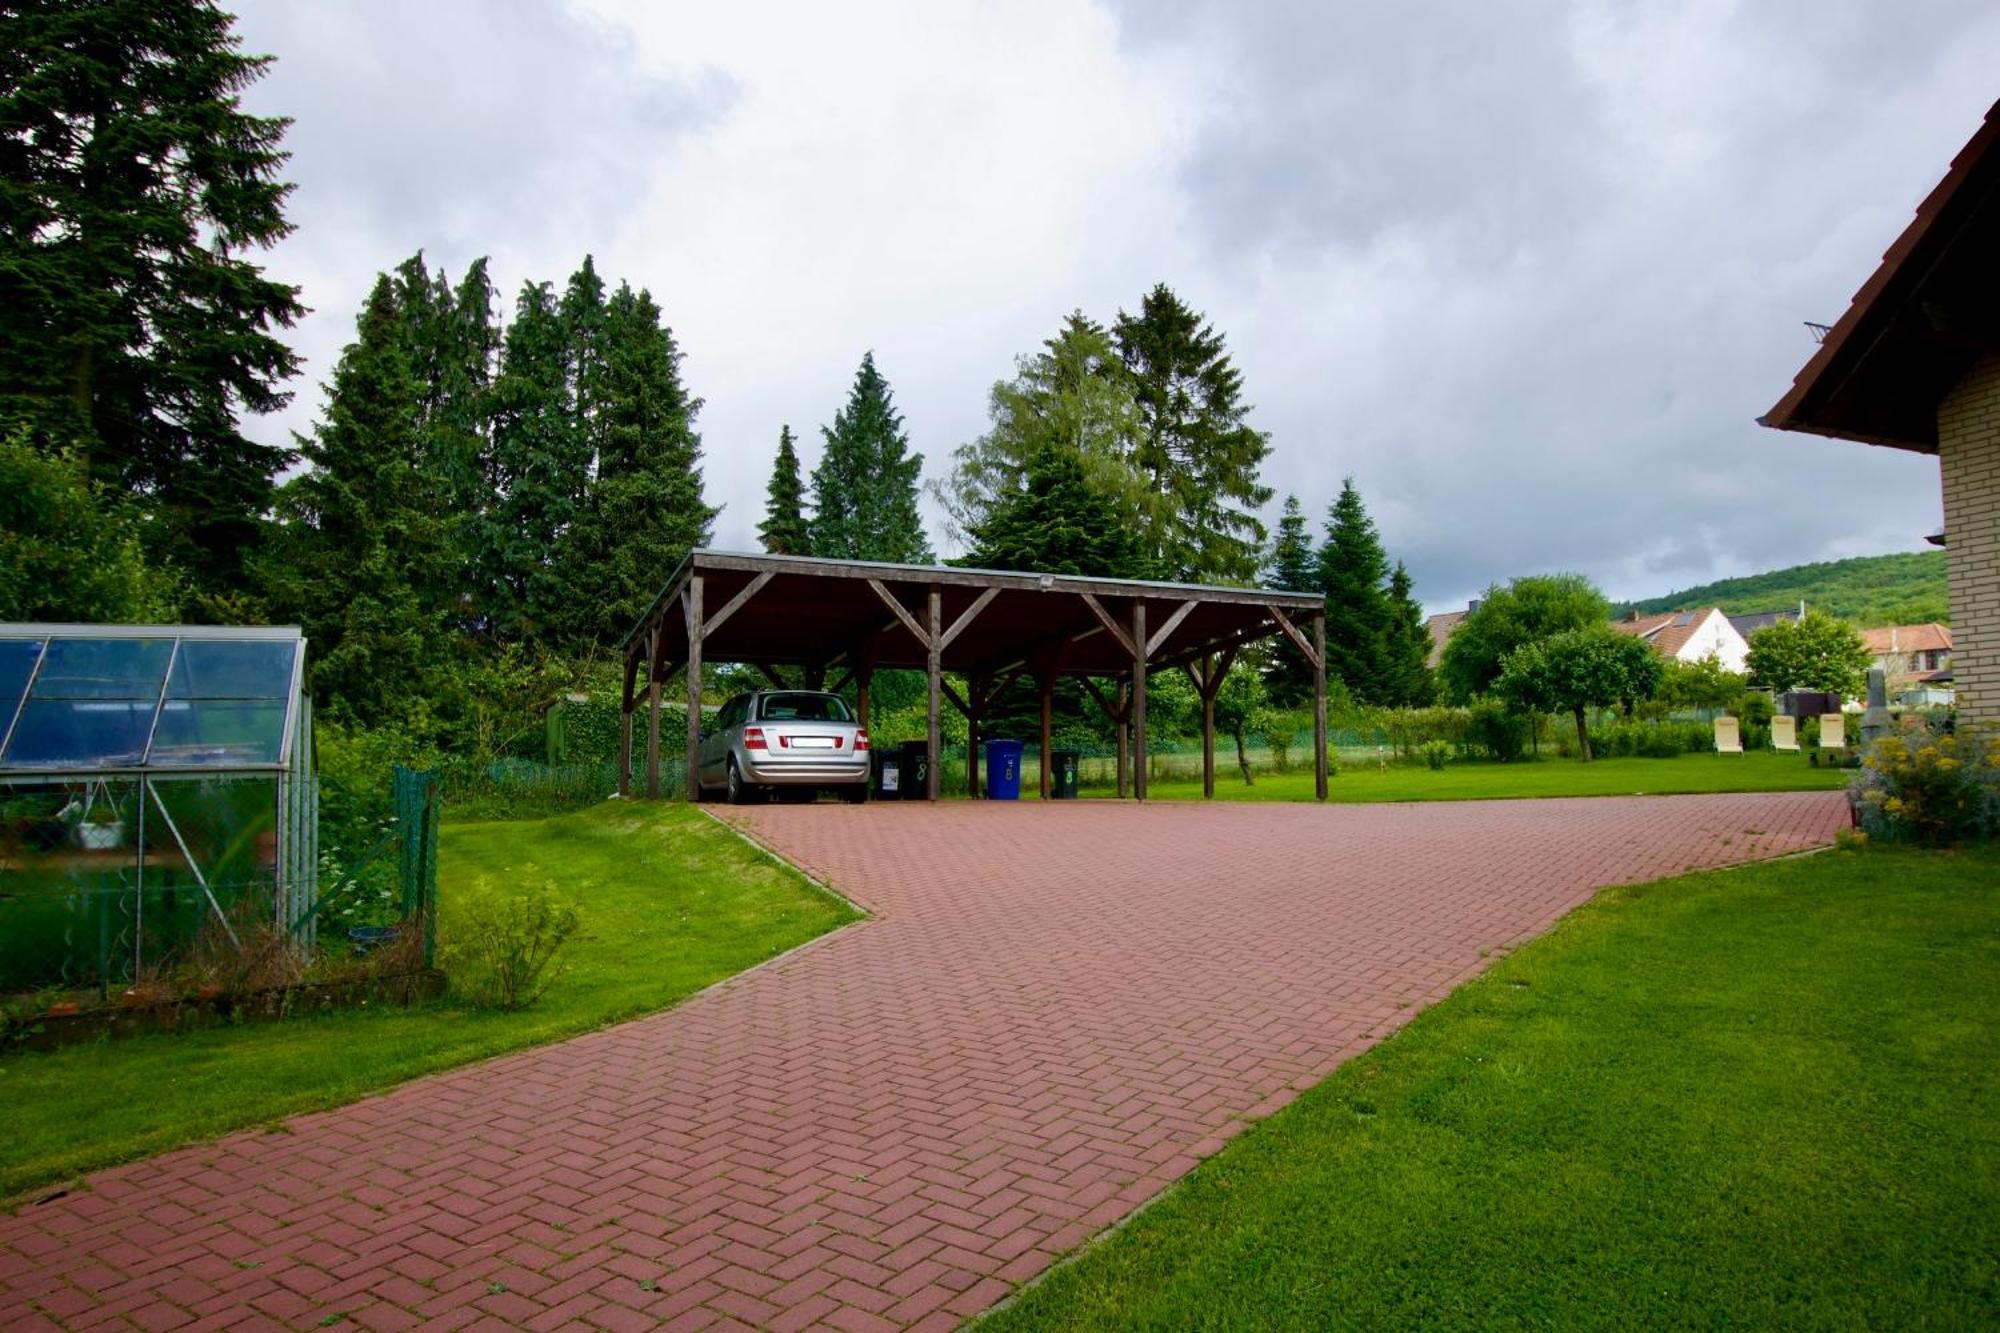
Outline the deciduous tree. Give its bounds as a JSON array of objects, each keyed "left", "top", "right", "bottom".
[
  {"left": 1745, "top": 610, "right": 1871, "bottom": 697},
  {"left": 1439, "top": 573, "right": 1610, "bottom": 703},
  {"left": 1496, "top": 626, "right": 1663, "bottom": 761}
]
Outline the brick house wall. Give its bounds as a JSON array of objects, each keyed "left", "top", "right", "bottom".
[{"left": 1939, "top": 352, "right": 2000, "bottom": 727}]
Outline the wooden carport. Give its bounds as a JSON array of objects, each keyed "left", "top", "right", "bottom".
[{"left": 616, "top": 550, "right": 1329, "bottom": 802}]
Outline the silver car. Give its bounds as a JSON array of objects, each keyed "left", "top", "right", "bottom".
[{"left": 697, "top": 690, "right": 871, "bottom": 804}]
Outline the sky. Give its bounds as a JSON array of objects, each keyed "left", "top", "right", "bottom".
[{"left": 228, "top": 0, "right": 1999, "bottom": 614}]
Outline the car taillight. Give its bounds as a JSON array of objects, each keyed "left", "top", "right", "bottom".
[
  {"left": 855, "top": 729, "right": 870, "bottom": 752},
  {"left": 743, "top": 727, "right": 767, "bottom": 750}
]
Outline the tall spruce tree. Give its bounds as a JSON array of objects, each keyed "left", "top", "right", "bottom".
[
  {"left": 480, "top": 281, "right": 585, "bottom": 639},
  {"left": 0, "top": 0, "right": 305, "bottom": 602},
  {"left": 580, "top": 280, "right": 715, "bottom": 643},
  {"left": 759, "top": 425, "right": 811, "bottom": 555},
  {"left": 267, "top": 277, "right": 448, "bottom": 726},
  {"left": 1263, "top": 494, "right": 1320, "bottom": 704},
  {"left": 963, "top": 443, "right": 1150, "bottom": 578},
  {"left": 1381, "top": 561, "right": 1436, "bottom": 706},
  {"left": 1319, "top": 477, "right": 1392, "bottom": 703},
  {"left": 811, "top": 352, "right": 929, "bottom": 562},
  {"left": 1112, "top": 285, "right": 1272, "bottom": 583}
]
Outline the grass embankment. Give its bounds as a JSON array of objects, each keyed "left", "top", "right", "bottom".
[
  {"left": 0, "top": 802, "right": 856, "bottom": 1200},
  {"left": 986, "top": 842, "right": 2000, "bottom": 1330},
  {"left": 1068, "top": 750, "right": 1849, "bottom": 803}
]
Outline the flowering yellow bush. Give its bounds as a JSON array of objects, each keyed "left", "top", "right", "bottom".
[{"left": 1851, "top": 723, "right": 1999, "bottom": 845}]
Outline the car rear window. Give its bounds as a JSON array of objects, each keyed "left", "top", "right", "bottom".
[{"left": 759, "top": 693, "right": 853, "bottom": 722}]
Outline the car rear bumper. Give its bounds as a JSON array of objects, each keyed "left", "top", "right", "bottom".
[{"left": 738, "top": 751, "right": 871, "bottom": 785}]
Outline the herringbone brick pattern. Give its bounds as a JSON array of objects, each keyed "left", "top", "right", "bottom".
[{"left": 0, "top": 792, "right": 1847, "bottom": 1331}]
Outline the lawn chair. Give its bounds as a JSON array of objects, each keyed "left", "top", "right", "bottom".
[
  {"left": 1819, "top": 712, "right": 1847, "bottom": 752},
  {"left": 1771, "top": 714, "right": 1799, "bottom": 753},
  {"left": 1713, "top": 716, "right": 1743, "bottom": 755}
]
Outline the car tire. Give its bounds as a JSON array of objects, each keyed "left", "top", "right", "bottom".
[
  {"left": 726, "top": 759, "right": 757, "bottom": 805},
  {"left": 841, "top": 781, "right": 870, "bottom": 805}
]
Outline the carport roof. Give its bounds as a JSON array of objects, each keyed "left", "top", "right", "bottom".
[{"left": 621, "top": 550, "right": 1324, "bottom": 679}]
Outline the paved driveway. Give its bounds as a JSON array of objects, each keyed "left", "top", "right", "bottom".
[{"left": 0, "top": 792, "right": 1846, "bottom": 1332}]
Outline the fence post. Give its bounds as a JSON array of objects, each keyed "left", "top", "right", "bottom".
[{"left": 394, "top": 766, "right": 442, "bottom": 967}]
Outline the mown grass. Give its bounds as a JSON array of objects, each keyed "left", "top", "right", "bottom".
[
  {"left": 0, "top": 802, "right": 857, "bottom": 1200},
  {"left": 985, "top": 841, "right": 2000, "bottom": 1330},
  {"left": 1067, "top": 749, "right": 1849, "bottom": 804}
]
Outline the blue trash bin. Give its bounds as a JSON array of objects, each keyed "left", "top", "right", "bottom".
[{"left": 984, "top": 739, "right": 1024, "bottom": 800}]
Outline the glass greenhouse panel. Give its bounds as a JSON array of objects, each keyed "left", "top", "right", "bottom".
[
  {"left": 167, "top": 640, "right": 297, "bottom": 700},
  {"left": 149, "top": 699, "right": 288, "bottom": 766},
  {"left": 32, "top": 638, "right": 174, "bottom": 699},
  {"left": 0, "top": 639, "right": 41, "bottom": 725},
  {"left": 5, "top": 699, "right": 158, "bottom": 768}
]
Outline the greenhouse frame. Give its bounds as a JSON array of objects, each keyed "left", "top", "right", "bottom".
[{"left": 0, "top": 624, "right": 318, "bottom": 994}]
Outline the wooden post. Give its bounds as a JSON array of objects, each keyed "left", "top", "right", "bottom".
[
  {"left": 618, "top": 647, "right": 638, "bottom": 797},
  {"left": 1201, "top": 653, "right": 1217, "bottom": 800},
  {"left": 645, "top": 628, "right": 663, "bottom": 799},
  {"left": 1313, "top": 609, "right": 1330, "bottom": 801},
  {"left": 1115, "top": 681, "right": 1129, "bottom": 798},
  {"left": 857, "top": 670, "right": 872, "bottom": 732},
  {"left": 684, "top": 574, "right": 704, "bottom": 802},
  {"left": 1131, "top": 601, "right": 1148, "bottom": 801},
  {"left": 926, "top": 584, "right": 942, "bottom": 801},
  {"left": 1039, "top": 670, "right": 1054, "bottom": 800},
  {"left": 966, "top": 673, "right": 984, "bottom": 799}
]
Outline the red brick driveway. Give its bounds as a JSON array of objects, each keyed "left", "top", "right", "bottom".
[{"left": 0, "top": 792, "right": 1847, "bottom": 1332}]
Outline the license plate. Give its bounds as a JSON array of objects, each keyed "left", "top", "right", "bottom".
[{"left": 789, "top": 736, "right": 836, "bottom": 749}]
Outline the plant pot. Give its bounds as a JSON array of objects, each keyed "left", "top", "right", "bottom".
[
  {"left": 45, "top": 1001, "right": 79, "bottom": 1017},
  {"left": 77, "top": 822, "right": 124, "bottom": 851}
]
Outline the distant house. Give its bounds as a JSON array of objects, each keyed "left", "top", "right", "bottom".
[
  {"left": 1861, "top": 623, "right": 1955, "bottom": 705},
  {"left": 1761, "top": 99, "right": 1999, "bottom": 728},
  {"left": 1611, "top": 607, "right": 1751, "bottom": 673},
  {"left": 1727, "top": 608, "right": 1801, "bottom": 640},
  {"left": 1424, "top": 606, "right": 1471, "bottom": 668}
]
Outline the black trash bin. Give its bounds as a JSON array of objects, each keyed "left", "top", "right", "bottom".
[
  {"left": 898, "top": 741, "right": 931, "bottom": 799},
  {"left": 1049, "top": 750, "right": 1080, "bottom": 799},
  {"left": 871, "top": 748, "right": 904, "bottom": 801}
]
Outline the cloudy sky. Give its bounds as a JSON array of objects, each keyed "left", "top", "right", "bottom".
[{"left": 229, "top": 0, "right": 1998, "bottom": 612}]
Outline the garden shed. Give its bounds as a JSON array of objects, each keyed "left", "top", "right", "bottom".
[{"left": 0, "top": 624, "right": 318, "bottom": 994}]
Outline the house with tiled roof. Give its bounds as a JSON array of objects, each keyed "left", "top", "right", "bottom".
[
  {"left": 1423, "top": 607, "right": 1469, "bottom": 668},
  {"left": 1761, "top": 99, "right": 1999, "bottom": 727},
  {"left": 1860, "top": 623, "right": 1954, "bottom": 705},
  {"left": 1611, "top": 607, "right": 1751, "bottom": 672}
]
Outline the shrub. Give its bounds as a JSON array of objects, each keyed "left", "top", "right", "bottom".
[
  {"left": 1851, "top": 726, "right": 2000, "bottom": 846},
  {"left": 1466, "top": 699, "right": 1527, "bottom": 762},
  {"left": 1420, "top": 739, "right": 1451, "bottom": 771},
  {"left": 444, "top": 879, "right": 583, "bottom": 1010}
]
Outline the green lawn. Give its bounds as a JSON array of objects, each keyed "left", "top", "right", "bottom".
[
  {"left": 1069, "top": 750, "right": 1849, "bottom": 803},
  {"left": 0, "top": 802, "right": 857, "bottom": 1200},
  {"left": 986, "top": 842, "right": 2000, "bottom": 1330}
]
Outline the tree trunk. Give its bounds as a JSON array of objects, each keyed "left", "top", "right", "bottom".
[
  {"left": 1574, "top": 707, "right": 1592, "bottom": 762},
  {"left": 1234, "top": 727, "right": 1253, "bottom": 785}
]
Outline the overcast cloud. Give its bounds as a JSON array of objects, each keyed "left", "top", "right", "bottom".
[{"left": 230, "top": 0, "right": 1999, "bottom": 612}]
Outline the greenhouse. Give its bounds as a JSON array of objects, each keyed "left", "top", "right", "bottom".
[{"left": 0, "top": 625, "right": 317, "bottom": 995}]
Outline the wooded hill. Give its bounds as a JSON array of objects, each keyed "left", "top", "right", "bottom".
[{"left": 1622, "top": 551, "right": 1949, "bottom": 627}]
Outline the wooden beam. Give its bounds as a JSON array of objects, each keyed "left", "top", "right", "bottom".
[
  {"left": 1080, "top": 674, "right": 1128, "bottom": 723},
  {"left": 1080, "top": 593, "right": 1138, "bottom": 660},
  {"left": 645, "top": 628, "right": 663, "bottom": 799},
  {"left": 1132, "top": 601, "right": 1148, "bottom": 801},
  {"left": 870, "top": 578, "right": 932, "bottom": 648},
  {"left": 926, "top": 585, "right": 942, "bottom": 801},
  {"left": 939, "top": 585, "right": 1001, "bottom": 651},
  {"left": 982, "top": 622, "right": 1104, "bottom": 679},
  {"left": 618, "top": 649, "right": 638, "bottom": 798},
  {"left": 1039, "top": 670, "right": 1054, "bottom": 800},
  {"left": 684, "top": 574, "right": 704, "bottom": 802},
  {"left": 1313, "top": 610, "right": 1329, "bottom": 802},
  {"left": 1146, "top": 599, "right": 1200, "bottom": 657},
  {"left": 1201, "top": 652, "right": 1217, "bottom": 800},
  {"left": 1269, "top": 606, "right": 1320, "bottom": 669},
  {"left": 940, "top": 678, "right": 972, "bottom": 718},
  {"left": 754, "top": 662, "right": 790, "bottom": 690},
  {"left": 700, "top": 571, "right": 772, "bottom": 639},
  {"left": 826, "top": 666, "right": 854, "bottom": 695}
]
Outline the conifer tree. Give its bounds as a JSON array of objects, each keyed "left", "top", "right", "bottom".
[
  {"left": 963, "top": 443, "right": 1151, "bottom": 577},
  {"left": 759, "top": 426, "right": 811, "bottom": 555},
  {"left": 267, "top": 278, "right": 448, "bottom": 725},
  {"left": 1319, "top": 477, "right": 1392, "bottom": 703},
  {"left": 1112, "top": 285, "right": 1272, "bottom": 583},
  {"left": 1263, "top": 495, "right": 1320, "bottom": 704},
  {"left": 581, "top": 281, "right": 715, "bottom": 642},
  {"left": 811, "top": 353, "right": 929, "bottom": 562},
  {"left": 0, "top": 0, "right": 304, "bottom": 600},
  {"left": 1381, "top": 562, "right": 1437, "bottom": 706}
]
